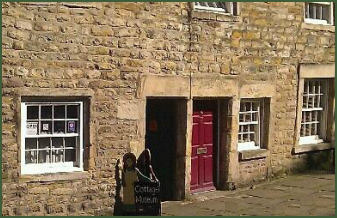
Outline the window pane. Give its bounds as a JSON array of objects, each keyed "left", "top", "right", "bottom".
[
  {"left": 25, "top": 151, "right": 37, "bottom": 164},
  {"left": 54, "top": 105, "right": 65, "bottom": 119},
  {"left": 67, "top": 121, "right": 78, "bottom": 133},
  {"left": 40, "top": 121, "right": 52, "bottom": 134},
  {"left": 52, "top": 137, "right": 63, "bottom": 148},
  {"left": 65, "top": 137, "right": 76, "bottom": 148},
  {"left": 239, "top": 114, "right": 244, "bottom": 122},
  {"left": 38, "top": 138, "right": 50, "bottom": 149},
  {"left": 52, "top": 150, "right": 64, "bottom": 163},
  {"left": 25, "top": 138, "right": 37, "bottom": 150},
  {"left": 38, "top": 150, "right": 50, "bottom": 163},
  {"left": 54, "top": 121, "right": 65, "bottom": 134},
  {"left": 322, "top": 4, "right": 330, "bottom": 22},
  {"left": 41, "top": 105, "right": 52, "bottom": 119},
  {"left": 67, "top": 105, "right": 79, "bottom": 119},
  {"left": 27, "top": 106, "right": 39, "bottom": 119},
  {"left": 65, "top": 149, "right": 76, "bottom": 162},
  {"left": 252, "top": 113, "right": 258, "bottom": 122}
]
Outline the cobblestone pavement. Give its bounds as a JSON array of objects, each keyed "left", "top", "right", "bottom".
[{"left": 162, "top": 172, "right": 335, "bottom": 216}]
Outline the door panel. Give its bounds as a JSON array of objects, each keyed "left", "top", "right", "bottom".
[{"left": 190, "top": 111, "right": 215, "bottom": 192}]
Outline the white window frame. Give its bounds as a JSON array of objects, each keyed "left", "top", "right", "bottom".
[
  {"left": 194, "top": 2, "right": 237, "bottom": 15},
  {"left": 299, "top": 79, "right": 328, "bottom": 145},
  {"left": 238, "top": 99, "right": 263, "bottom": 151},
  {"left": 21, "top": 101, "right": 84, "bottom": 175},
  {"left": 304, "top": 2, "right": 334, "bottom": 25}
]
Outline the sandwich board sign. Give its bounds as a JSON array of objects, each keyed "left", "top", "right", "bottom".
[{"left": 134, "top": 181, "right": 161, "bottom": 215}]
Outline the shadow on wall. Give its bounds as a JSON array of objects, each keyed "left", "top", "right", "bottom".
[
  {"left": 304, "top": 149, "right": 335, "bottom": 173},
  {"left": 113, "top": 159, "right": 123, "bottom": 216}
]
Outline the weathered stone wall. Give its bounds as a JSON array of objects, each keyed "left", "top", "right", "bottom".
[
  {"left": 2, "top": 2, "right": 189, "bottom": 215},
  {"left": 2, "top": 2, "right": 335, "bottom": 215},
  {"left": 189, "top": 1, "right": 334, "bottom": 185}
]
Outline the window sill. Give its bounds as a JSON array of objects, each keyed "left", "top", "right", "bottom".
[
  {"left": 19, "top": 171, "right": 90, "bottom": 183},
  {"left": 292, "top": 142, "right": 334, "bottom": 154},
  {"left": 302, "top": 22, "right": 335, "bottom": 32},
  {"left": 239, "top": 149, "right": 268, "bottom": 161},
  {"left": 191, "top": 10, "right": 240, "bottom": 22}
]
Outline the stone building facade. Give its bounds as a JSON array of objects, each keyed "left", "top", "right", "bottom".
[{"left": 1, "top": 2, "right": 335, "bottom": 216}]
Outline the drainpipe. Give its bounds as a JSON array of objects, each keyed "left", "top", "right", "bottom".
[{"left": 188, "top": 2, "right": 193, "bottom": 100}]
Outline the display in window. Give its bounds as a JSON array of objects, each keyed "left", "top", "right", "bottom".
[
  {"left": 27, "top": 106, "right": 39, "bottom": 119},
  {"left": 40, "top": 121, "right": 52, "bottom": 134},
  {"left": 52, "top": 150, "right": 64, "bottom": 163},
  {"left": 54, "top": 121, "right": 65, "bottom": 134},
  {"left": 26, "top": 121, "right": 38, "bottom": 135},
  {"left": 38, "top": 150, "right": 50, "bottom": 163},
  {"left": 25, "top": 151, "right": 37, "bottom": 164},
  {"left": 67, "top": 121, "right": 77, "bottom": 133}
]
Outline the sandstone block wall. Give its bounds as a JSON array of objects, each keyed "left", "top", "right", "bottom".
[{"left": 2, "top": 2, "right": 335, "bottom": 215}]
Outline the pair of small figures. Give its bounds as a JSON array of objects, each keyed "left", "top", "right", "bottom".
[{"left": 121, "top": 149, "right": 159, "bottom": 214}]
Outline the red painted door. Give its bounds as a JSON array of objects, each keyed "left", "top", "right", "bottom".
[{"left": 190, "top": 111, "right": 215, "bottom": 192}]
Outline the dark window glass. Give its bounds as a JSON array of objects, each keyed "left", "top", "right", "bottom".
[
  {"left": 54, "top": 105, "right": 65, "bottom": 119},
  {"left": 41, "top": 105, "right": 52, "bottom": 119},
  {"left": 65, "top": 149, "right": 76, "bottom": 162},
  {"left": 25, "top": 138, "right": 37, "bottom": 150},
  {"left": 67, "top": 105, "right": 79, "bottom": 119},
  {"left": 52, "top": 137, "right": 63, "bottom": 148},
  {"left": 54, "top": 121, "right": 65, "bottom": 134},
  {"left": 27, "top": 106, "right": 39, "bottom": 119},
  {"left": 38, "top": 138, "right": 50, "bottom": 149},
  {"left": 65, "top": 137, "right": 76, "bottom": 148}
]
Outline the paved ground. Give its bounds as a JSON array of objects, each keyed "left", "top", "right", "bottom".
[{"left": 162, "top": 172, "right": 335, "bottom": 216}]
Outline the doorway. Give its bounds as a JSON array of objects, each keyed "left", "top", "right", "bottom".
[
  {"left": 145, "top": 98, "right": 187, "bottom": 201},
  {"left": 191, "top": 100, "right": 220, "bottom": 193}
]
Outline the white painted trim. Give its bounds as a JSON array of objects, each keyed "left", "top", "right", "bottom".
[
  {"left": 21, "top": 101, "right": 84, "bottom": 175},
  {"left": 312, "top": 2, "right": 332, "bottom": 5},
  {"left": 21, "top": 104, "right": 26, "bottom": 167},
  {"left": 22, "top": 164, "right": 83, "bottom": 175},
  {"left": 304, "top": 2, "right": 333, "bottom": 25},
  {"left": 79, "top": 101, "right": 84, "bottom": 170},
  {"left": 238, "top": 141, "right": 260, "bottom": 152},
  {"left": 193, "top": 2, "right": 236, "bottom": 15},
  {"left": 299, "top": 135, "right": 324, "bottom": 145},
  {"left": 194, "top": 4, "right": 227, "bottom": 13},
  {"left": 305, "top": 18, "right": 329, "bottom": 25},
  {"left": 25, "top": 133, "right": 79, "bottom": 138}
]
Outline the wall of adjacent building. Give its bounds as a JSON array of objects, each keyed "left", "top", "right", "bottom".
[{"left": 1, "top": 2, "right": 335, "bottom": 215}]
